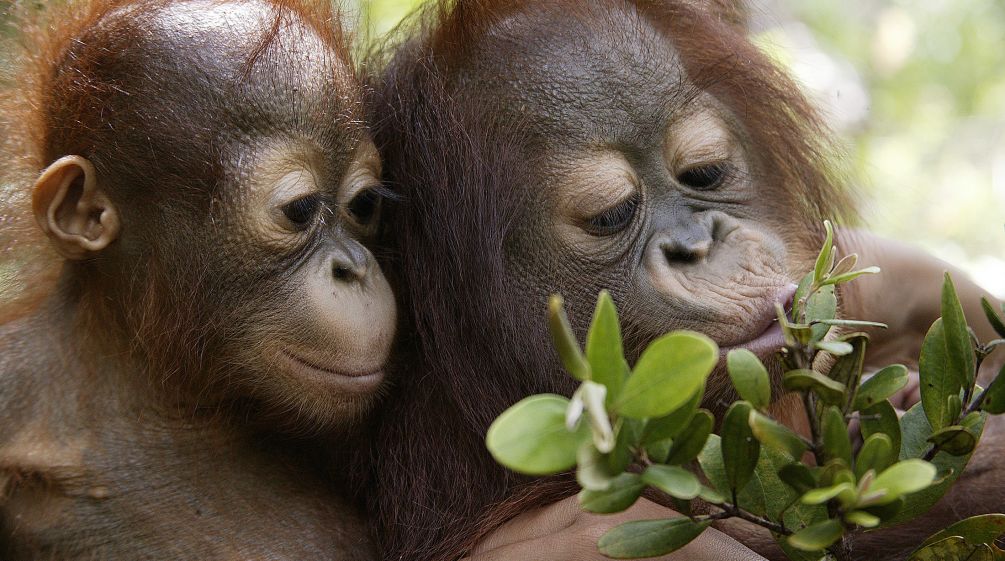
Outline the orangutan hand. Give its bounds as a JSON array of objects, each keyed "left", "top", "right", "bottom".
[{"left": 463, "top": 495, "right": 766, "bottom": 561}]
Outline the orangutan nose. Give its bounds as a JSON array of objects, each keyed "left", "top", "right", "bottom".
[
  {"left": 330, "top": 240, "right": 369, "bottom": 284},
  {"left": 661, "top": 236, "right": 711, "bottom": 265}
]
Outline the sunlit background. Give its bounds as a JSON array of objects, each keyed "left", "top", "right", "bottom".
[{"left": 347, "top": 0, "right": 1005, "bottom": 297}]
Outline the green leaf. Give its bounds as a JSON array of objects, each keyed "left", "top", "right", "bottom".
[
  {"left": 749, "top": 410, "right": 808, "bottom": 461},
  {"left": 919, "top": 319, "right": 963, "bottom": 431},
  {"left": 788, "top": 519, "right": 843, "bottom": 551},
  {"left": 867, "top": 459, "right": 937, "bottom": 505},
  {"left": 608, "top": 417, "right": 645, "bottom": 473},
  {"left": 813, "top": 221, "right": 835, "bottom": 285},
  {"left": 697, "top": 434, "right": 766, "bottom": 513},
  {"left": 829, "top": 334, "right": 868, "bottom": 412},
  {"left": 859, "top": 496, "right": 905, "bottom": 523},
  {"left": 917, "top": 514, "right": 1005, "bottom": 550},
  {"left": 779, "top": 463, "right": 817, "bottom": 494},
  {"left": 853, "top": 365, "right": 909, "bottom": 411},
  {"left": 782, "top": 369, "right": 846, "bottom": 406},
  {"left": 642, "top": 465, "right": 702, "bottom": 500},
  {"left": 814, "top": 340, "right": 853, "bottom": 356},
  {"left": 818, "top": 462, "right": 855, "bottom": 488},
  {"left": 941, "top": 274, "right": 977, "bottom": 389},
  {"left": 926, "top": 425, "right": 977, "bottom": 456},
  {"left": 698, "top": 485, "right": 725, "bottom": 504},
  {"left": 844, "top": 510, "right": 880, "bottom": 528},
  {"left": 722, "top": 402, "right": 759, "bottom": 492},
  {"left": 883, "top": 402, "right": 986, "bottom": 526},
  {"left": 727, "top": 349, "right": 771, "bottom": 410},
  {"left": 982, "top": 297, "right": 1005, "bottom": 338},
  {"left": 586, "top": 291, "right": 625, "bottom": 405},
  {"left": 579, "top": 473, "right": 646, "bottom": 514},
  {"left": 598, "top": 518, "right": 711, "bottom": 559},
  {"left": 577, "top": 442, "right": 620, "bottom": 491},
  {"left": 775, "top": 535, "right": 828, "bottom": 561},
  {"left": 664, "top": 410, "right": 714, "bottom": 465},
  {"left": 822, "top": 266, "right": 881, "bottom": 286},
  {"left": 645, "top": 439, "right": 672, "bottom": 464},
  {"left": 909, "top": 536, "right": 976, "bottom": 561},
  {"left": 791, "top": 272, "right": 814, "bottom": 323},
  {"left": 821, "top": 406, "right": 852, "bottom": 465},
  {"left": 980, "top": 365, "right": 1005, "bottom": 414},
  {"left": 855, "top": 433, "right": 894, "bottom": 480},
  {"left": 698, "top": 435, "right": 815, "bottom": 522},
  {"left": 830, "top": 252, "right": 858, "bottom": 278},
  {"left": 801, "top": 482, "right": 856, "bottom": 506},
  {"left": 814, "top": 318, "right": 888, "bottom": 329},
  {"left": 859, "top": 400, "right": 902, "bottom": 459},
  {"left": 642, "top": 384, "right": 702, "bottom": 445},
  {"left": 617, "top": 332, "right": 717, "bottom": 419},
  {"left": 805, "top": 284, "right": 837, "bottom": 341},
  {"left": 548, "top": 295, "right": 591, "bottom": 381},
  {"left": 486, "top": 394, "right": 587, "bottom": 475}
]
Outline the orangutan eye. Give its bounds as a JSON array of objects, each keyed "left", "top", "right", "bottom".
[
  {"left": 586, "top": 195, "right": 639, "bottom": 236},
  {"left": 347, "top": 188, "right": 382, "bottom": 226},
  {"left": 281, "top": 194, "right": 321, "bottom": 228},
  {"left": 677, "top": 162, "right": 730, "bottom": 190}
]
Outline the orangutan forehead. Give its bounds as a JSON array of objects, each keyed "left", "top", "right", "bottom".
[
  {"left": 145, "top": 0, "right": 355, "bottom": 91},
  {"left": 456, "top": 4, "right": 695, "bottom": 138},
  {"left": 129, "top": 0, "right": 363, "bottom": 155}
]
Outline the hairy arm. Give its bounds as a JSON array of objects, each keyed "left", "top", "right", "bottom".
[
  {"left": 836, "top": 229, "right": 1003, "bottom": 379},
  {"left": 465, "top": 496, "right": 765, "bottom": 561}
]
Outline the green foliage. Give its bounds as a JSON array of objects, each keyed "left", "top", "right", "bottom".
[
  {"left": 485, "top": 221, "right": 1005, "bottom": 560},
  {"left": 727, "top": 349, "right": 771, "bottom": 410},
  {"left": 485, "top": 394, "right": 588, "bottom": 475},
  {"left": 852, "top": 364, "right": 908, "bottom": 410},
  {"left": 912, "top": 514, "right": 1005, "bottom": 557},
  {"left": 597, "top": 518, "right": 711, "bottom": 559},
  {"left": 587, "top": 291, "right": 626, "bottom": 406},
  {"left": 615, "top": 332, "right": 716, "bottom": 419},
  {"left": 722, "top": 402, "right": 759, "bottom": 492}
]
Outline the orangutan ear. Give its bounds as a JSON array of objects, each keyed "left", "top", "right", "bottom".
[{"left": 32, "top": 155, "right": 121, "bottom": 260}]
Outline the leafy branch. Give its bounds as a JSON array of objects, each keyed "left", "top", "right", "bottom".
[{"left": 485, "top": 221, "right": 1005, "bottom": 560}]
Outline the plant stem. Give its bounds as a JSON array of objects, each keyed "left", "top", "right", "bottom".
[
  {"left": 830, "top": 534, "right": 853, "bottom": 561},
  {"left": 963, "top": 352, "right": 990, "bottom": 417},
  {"left": 706, "top": 503, "right": 791, "bottom": 536},
  {"left": 961, "top": 352, "right": 985, "bottom": 415},
  {"left": 803, "top": 391, "right": 822, "bottom": 458}
]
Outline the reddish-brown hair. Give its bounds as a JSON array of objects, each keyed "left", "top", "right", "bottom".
[
  {"left": 361, "top": 1, "right": 856, "bottom": 560},
  {"left": 0, "top": 0, "right": 355, "bottom": 323}
]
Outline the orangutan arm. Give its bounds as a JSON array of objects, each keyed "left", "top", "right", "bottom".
[
  {"left": 836, "top": 229, "right": 1003, "bottom": 380},
  {"left": 464, "top": 495, "right": 765, "bottom": 561}
]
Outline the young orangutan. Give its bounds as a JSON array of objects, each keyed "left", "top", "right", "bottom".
[
  {"left": 362, "top": 1, "right": 1003, "bottom": 560},
  {"left": 0, "top": 1, "right": 394, "bottom": 558}
]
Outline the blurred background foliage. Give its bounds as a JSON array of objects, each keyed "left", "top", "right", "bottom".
[
  {"left": 348, "top": 0, "right": 1005, "bottom": 296},
  {"left": 0, "top": 1, "right": 1001, "bottom": 297}
]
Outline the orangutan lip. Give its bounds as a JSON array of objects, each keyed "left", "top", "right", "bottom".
[
  {"left": 717, "top": 283, "right": 797, "bottom": 356},
  {"left": 719, "top": 322, "right": 786, "bottom": 357},
  {"left": 281, "top": 349, "right": 383, "bottom": 380}
]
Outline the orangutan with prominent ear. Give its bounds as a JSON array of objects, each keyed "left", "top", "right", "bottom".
[
  {"left": 0, "top": 1, "right": 394, "bottom": 559},
  {"left": 361, "top": 1, "right": 1003, "bottom": 560}
]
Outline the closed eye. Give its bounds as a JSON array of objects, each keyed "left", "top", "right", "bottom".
[
  {"left": 585, "top": 194, "right": 639, "bottom": 236},
  {"left": 281, "top": 194, "right": 321, "bottom": 229},
  {"left": 677, "top": 162, "right": 731, "bottom": 190}
]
